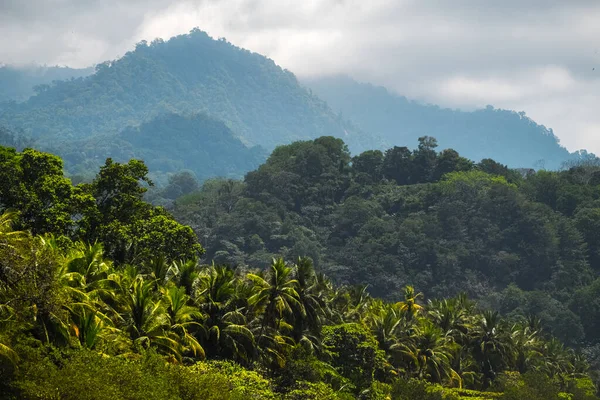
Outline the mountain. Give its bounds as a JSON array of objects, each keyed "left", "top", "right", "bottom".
[
  {"left": 303, "top": 75, "right": 592, "bottom": 169},
  {"left": 45, "top": 112, "right": 267, "bottom": 184},
  {"left": 0, "top": 65, "right": 93, "bottom": 103},
  {"left": 0, "top": 29, "right": 372, "bottom": 154}
]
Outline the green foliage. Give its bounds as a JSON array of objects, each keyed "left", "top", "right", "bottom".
[
  {"left": 2, "top": 144, "right": 600, "bottom": 399},
  {"left": 391, "top": 379, "right": 460, "bottom": 400},
  {"left": 0, "top": 147, "right": 203, "bottom": 264},
  {"left": 322, "top": 323, "right": 388, "bottom": 393},
  {"left": 0, "top": 146, "right": 86, "bottom": 235},
  {"left": 172, "top": 136, "right": 600, "bottom": 350},
  {"left": 283, "top": 381, "right": 343, "bottom": 400},
  {"left": 8, "top": 350, "right": 276, "bottom": 400}
]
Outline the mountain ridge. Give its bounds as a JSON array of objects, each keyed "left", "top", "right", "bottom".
[{"left": 303, "top": 74, "right": 594, "bottom": 169}]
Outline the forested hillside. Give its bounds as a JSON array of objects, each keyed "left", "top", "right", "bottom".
[
  {"left": 0, "top": 65, "right": 93, "bottom": 103},
  {"left": 0, "top": 30, "right": 371, "bottom": 153},
  {"left": 1, "top": 143, "right": 598, "bottom": 399},
  {"left": 172, "top": 136, "right": 600, "bottom": 355},
  {"left": 43, "top": 112, "right": 267, "bottom": 185},
  {"left": 304, "top": 75, "right": 593, "bottom": 169}
]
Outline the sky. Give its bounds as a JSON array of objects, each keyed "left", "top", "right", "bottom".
[{"left": 1, "top": 0, "right": 599, "bottom": 153}]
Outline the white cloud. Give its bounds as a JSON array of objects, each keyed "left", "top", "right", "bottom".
[{"left": 1, "top": 0, "right": 600, "bottom": 153}]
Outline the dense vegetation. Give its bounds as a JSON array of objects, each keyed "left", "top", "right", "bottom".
[
  {"left": 172, "top": 136, "right": 600, "bottom": 355},
  {"left": 304, "top": 75, "right": 595, "bottom": 169},
  {"left": 1, "top": 144, "right": 598, "bottom": 399}
]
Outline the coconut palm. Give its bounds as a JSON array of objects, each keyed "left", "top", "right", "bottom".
[
  {"left": 67, "top": 304, "right": 118, "bottom": 350},
  {"left": 169, "top": 259, "right": 200, "bottom": 295},
  {"left": 291, "top": 257, "right": 328, "bottom": 345},
  {"left": 247, "top": 258, "right": 304, "bottom": 330},
  {"left": 162, "top": 286, "right": 205, "bottom": 359},
  {"left": 366, "top": 300, "right": 403, "bottom": 353},
  {"left": 397, "top": 285, "right": 423, "bottom": 322},
  {"left": 428, "top": 296, "right": 473, "bottom": 345},
  {"left": 510, "top": 322, "right": 543, "bottom": 374},
  {"left": 120, "top": 276, "right": 180, "bottom": 358},
  {"left": 471, "top": 310, "right": 514, "bottom": 386},
  {"left": 0, "top": 210, "right": 27, "bottom": 251},
  {"left": 195, "top": 264, "right": 255, "bottom": 363}
]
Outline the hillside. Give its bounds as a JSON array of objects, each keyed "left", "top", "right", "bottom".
[
  {"left": 304, "top": 75, "right": 592, "bottom": 169},
  {"left": 0, "top": 65, "right": 93, "bottom": 103},
  {"left": 0, "top": 30, "right": 373, "bottom": 153},
  {"left": 172, "top": 135, "right": 600, "bottom": 352},
  {"left": 45, "top": 112, "right": 267, "bottom": 184},
  {"left": 1, "top": 143, "right": 598, "bottom": 400}
]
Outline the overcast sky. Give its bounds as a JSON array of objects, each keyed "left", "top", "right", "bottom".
[{"left": 1, "top": 0, "right": 599, "bottom": 153}]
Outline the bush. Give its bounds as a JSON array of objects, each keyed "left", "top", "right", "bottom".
[
  {"left": 391, "top": 379, "right": 459, "bottom": 400},
  {"left": 6, "top": 350, "right": 279, "bottom": 400},
  {"left": 322, "top": 323, "right": 387, "bottom": 393}
]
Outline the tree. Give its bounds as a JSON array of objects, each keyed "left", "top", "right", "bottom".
[
  {"left": 80, "top": 158, "right": 203, "bottom": 264},
  {"left": 382, "top": 146, "right": 413, "bottom": 185},
  {"left": 412, "top": 136, "right": 438, "bottom": 183},
  {"left": 248, "top": 258, "right": 304, "bottom": 331},
  {"left": 0, "top": 146, "right": 88, "bottom": 235},
  {"left": 352, "top": 150, "right": 384, "bottom": 183},
  {"left": 322, "top": 323, "right": 386, "bottom": 393}
]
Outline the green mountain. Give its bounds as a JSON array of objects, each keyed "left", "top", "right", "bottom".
[
  {"left": 304, "top": 75, "right": 593, "bottom": 169},
  {"left": 0, "top": 65, "right": 93, "bottom": 103},
  {"left": 42, "top": 112, "right": 267, "bottom": 184},
  {"left": 0, "top": 29, "right": 371, "bottom": 153}
]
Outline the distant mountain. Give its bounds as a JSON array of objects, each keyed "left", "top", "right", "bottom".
[
  {"left": 47, "top": 112, "right": 267, "bottom": 184},
  {"left": 0, "top": 29, "right": 373, "bottom": 154},
  {"left": 304, "top": 75, "right": 593, "bottom": 169},
  {"left": 0, "top": 65, "right": 94, "bottom": 103}
]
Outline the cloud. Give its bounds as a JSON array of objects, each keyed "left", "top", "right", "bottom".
[{"left": 1, "top": 0, "right": 600, "bottom": 153}]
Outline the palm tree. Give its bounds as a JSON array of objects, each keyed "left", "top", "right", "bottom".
[
  {"left": 0, "top": 303, "right": 18, "bottom": 365},
  {"left": 396, "top": 286, "right": 423, "bottom": 322},
  {"left": 541, "top": 338, "right": 574, "bottom": 379},
  {"left": 169, "top": 259, "right": 200, "bottom": 295},
  {"left": 247, "top": 258, "right": 304, "bottom": 331},
  {"left": 331, "top": 284, "right": 371, "bottom": 323},
  {"left": 471, "top": 310, "right": 514, "bottom": 387},
  {"left": 0, "top": 211, "right": 26, "bottom": 364},
  {"left": 0, "top": 210, "right": 27, "bottom": 250},
  {"left": 510, "top": 322, "right": 542, "bottom": 374},
  {"left": 291, "top": 257, "right": 328, "bottom": 347},
  {"left": 366, "top": 300, "right": 402, "bottom": 353},
  {"left": 120, "top": 276, "right": 180, "bottom": 358},
  {"left": 67, "top": 304, "right": 117, "bottom": 350},
  {"left": 391, "top": 320, "right": 459, "bottom": 385},
  {"left": 59, "top": 242, "right": 113, "bottom": 303},
  {"left": 162, "top": 286, "right": 205, "bottom": 359},
  {"left": 195, "top": 264, "right": 255, "bottom": 363},
  {"left": 247, "top": 258, "right": 303, "bottom": 367},
  {"left": 428, "top": 297, "right": 473, "bottom": 345}
]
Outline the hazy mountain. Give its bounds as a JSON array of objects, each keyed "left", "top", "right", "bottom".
[
  {"left": 0, "top": 65, "right": 94, "bottom": 103},
  {"left": 0, "top": 29, "right": 373, "bottom": 154},
  {"left": 304, "top": 75, "right": 593, "bottom": 169}
]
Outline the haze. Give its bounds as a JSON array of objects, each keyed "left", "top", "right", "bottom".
[{"left": 1, "top": 0, "right": 599, "bottom": 153}]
